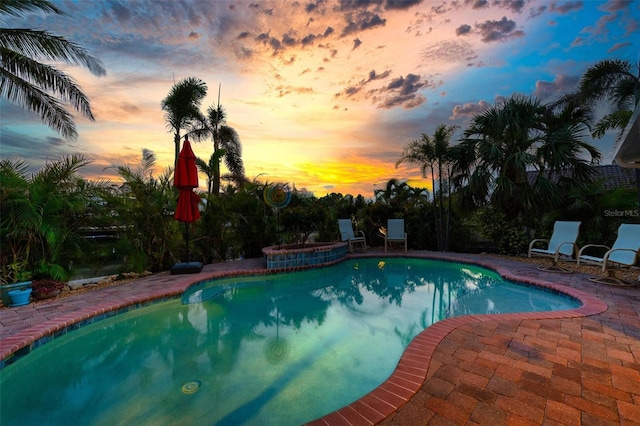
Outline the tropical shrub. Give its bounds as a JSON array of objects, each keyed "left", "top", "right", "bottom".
[
  {"left": 279, "top": 190, "right": 322, "bottom": 246},
  {"left": 103, "top": 154, "right": 183, "bottom": 272},
  {"left": 473, "top": 207, "right": 529, "bottom": 255},
  {"left": 0, "top": 155, "right": 102, "bottom": 282}
]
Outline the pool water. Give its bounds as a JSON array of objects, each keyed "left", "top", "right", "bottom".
[{"left": 0, "top": 258, "right": 579, "bottom": 425}]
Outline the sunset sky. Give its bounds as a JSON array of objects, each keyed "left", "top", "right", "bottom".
[{"left": 1, "top": 0, "right": 639, "bottom": 197}]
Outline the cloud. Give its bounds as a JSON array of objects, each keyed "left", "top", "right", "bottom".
[
  {"left": 334, "top": 68, "right": 391, "bottom": 99},
  {"left": 275, "top": 85, "right": 315, "bottom": 97},
  {"left": 385, "top": 0, "right": 423, "bottom": 10},
  {"left": 623, "top": 18, "right": 638, "bottom": 37},
  {"left": 341, "top": 11, "right": 387, "bottom": 36},
  {"left": 305, "top": 1, "right": 323, "bottom": 13},
  {"left": 376, "top": 73, "right": 427, "bottom": 109},
  {"left": 455, "top": 24, "right": 472, "bottom": 36},
  {"left": 338, "top": 0, "right": 384, "bottom": 11},
  {"left": 0, "top": 124, "right": 80, "bottom": 170},
  {"left": 334, "top": 71, "right": 427, "bottom": 109},
  {"left": 466, "top": 0, "right": 489, "bottom": 10},
  {"left": 367, "top": 69, "right": 392, "bottom": 81},
  {"left": 549, "top": 1, "right": 584, "bottom": 14},
  {"left": 476, "top": 16, "right": 524, "bottom": 42},
  {"left": 529, "top": 5, "right": 547, "bottom": 18},
  {"left": 282, "top": 33, "right": 297, "bottom": 47},
  {"left": 608, "top": 41, "right": 631, "bottom": 52},
  {"left": 601, "top": 0, "right": 635, "bottom": 12},
  {"left": 450, "top": 100, "right": 492, "bottom": 119},
  {"left": 496, "top": 0, "right": 527, "bottom": 14},
  {"left": 532, "top": 74, "right": 579, "bottom": 101},
  {"left": 573, "top": 1, "right": 637, "bottom": 47},
  {"left": 421, "top": 40, "right": 476, "bottom": 65},
  {"left": 301, "top": 33, "right": 317, "bottom": 46}
]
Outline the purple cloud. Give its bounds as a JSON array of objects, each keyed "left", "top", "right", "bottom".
[
  {"left": 456, "top": 24, "right": 472, "bottom": 36},
  {"left": 533, "top": 74, "right": 580, "bottom": 101},
  {"left": 450, "top": 100, "right": 490, "bottom": 119},
  {"left": 476, "top": 16, "right": 524, "bottom": 42},
  {"left": 549, "top": 1, "right": 583, "bottom": 14}
]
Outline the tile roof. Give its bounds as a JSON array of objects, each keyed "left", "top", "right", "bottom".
[{"left": 526, "top": 164, "right": 636, "bottom": 190}]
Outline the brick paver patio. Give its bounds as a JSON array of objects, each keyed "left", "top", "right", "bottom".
[{"left": 1, "top": 251, "right": 638, "bottom": 425}]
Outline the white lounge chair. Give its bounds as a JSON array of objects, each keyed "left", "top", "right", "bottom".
[
  {"left": 338, "top": 219, "right": 366, "bottom": 252},
  {"left": 528, "top": 221, "right": 581, "bottom": 273},
  {"left": 577, "top": 223, "right": 640, "bottom": 286},
  {"left": 384, "top": 219, "right": 407, "bottom": 253}
]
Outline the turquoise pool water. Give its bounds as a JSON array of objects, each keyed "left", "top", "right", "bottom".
[{"left": 0, "top": 258, "right": 579, "bottom": 425}]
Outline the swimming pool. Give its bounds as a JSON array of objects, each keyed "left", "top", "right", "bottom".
[{"left": 0, "top": 258, "right": 580, "bottom": 425}]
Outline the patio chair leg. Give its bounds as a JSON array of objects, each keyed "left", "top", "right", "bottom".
[
  {"left": 589, "top": 270, "right": 638, "bottom": 287},
  {"left": 537, "top": 260, "right": 573, "bottom": 274}
]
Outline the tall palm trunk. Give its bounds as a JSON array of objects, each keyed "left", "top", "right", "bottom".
[
  {"left": 212, "top": 135, "right": 221, "bottom": 196},
  {"left": 430, "top": 163, "right": 440, "bottom": 250},
  {"left": 174, "top": 132, "right": 181, "bottom": 170}
]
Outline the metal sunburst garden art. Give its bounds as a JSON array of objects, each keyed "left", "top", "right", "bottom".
[{"left": 263, "top": 183, "right": 291, "bottom": 209}]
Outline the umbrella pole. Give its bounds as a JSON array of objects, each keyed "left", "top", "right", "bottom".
[
  {"left": 184, "top": 222, "right": 190, "bottom": 262},
  {"left": 276, "top": 207, "right": 281, "bottom": 249}
]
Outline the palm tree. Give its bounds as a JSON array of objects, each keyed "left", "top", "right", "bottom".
[
  {"left": 374, "top": 178, "right": 415, "bottom": 206},
  {"left": 453, "top": 95, "right": 545, "bottom": 220},
  {"left": 193, "top": 97, "right": 245, "bottom": 196},
  {"left": 453, "top": 94, "right": 602, "bottom": 227},
  {"left": 195, "top": 153, "right": 218, "bottom": 197},
  {"left": 0, "top": 0, "right": 106, "bottom": 139},
  {"left": 537, "top": 95, "right": 601, "bottom": 205},
  {"left": 161, "top": 77, "right": 207, "bottom": 168},
  {"left": 396, "top": 124, "right": 458, "bottom": 251},
  {"left": 576, "top": 59, "right": 640, "bottom": 201}
]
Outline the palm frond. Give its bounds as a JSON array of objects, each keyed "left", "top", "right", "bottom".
[
  {"left": 0, "top": 1, "right": 105, "bottom": 139},
  {"left": 1, "top": 68, "right": 78, "bottom": 137},
  {"left": 0, "top": 0, "right": 62, "bottom": 17},
  {"left": 2, "top": 47, "right": 95, "bottom": 116},
  {"left": 592, "top": 110, "right": 633, "bottom": 140},
  {"left": 0, "top": 29, "right": 105, "bottom": 75},
  {"left": 578, "top": 59, "right": 637, "bottom": 106}
]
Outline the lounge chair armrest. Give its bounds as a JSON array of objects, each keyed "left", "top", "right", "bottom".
[
  {"left": 554, "top": 242, "right": 578, "bottom": 260},
  {"left": 577, "top": 244, "right": 610, "bottom": 266},
  {"left": 528, "top": 238, "right": 548, "bottom": 257},
  {"left": 601, "top": 248, "right": 640, "bottom": 271},
  {"left": 355, "top": 230, "right": 365, "bottom": 239}
]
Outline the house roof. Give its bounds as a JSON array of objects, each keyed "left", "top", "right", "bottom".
[
  {"left": 596, "top": 164, "right": 637, "bottom": 190},
  {"left": 526, "top": 164, "right": 636, "bottom": 190}
]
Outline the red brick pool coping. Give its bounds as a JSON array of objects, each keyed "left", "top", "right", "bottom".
[
  {"left": 0, "top": 251, "right": 634, "bottom": 425},
  {"left": 307, "top": 252, "right": 609, "bottom": 425}
]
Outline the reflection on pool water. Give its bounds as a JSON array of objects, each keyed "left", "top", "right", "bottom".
[{"left": 0, "top": 258, "right": 580, "bottom": 425}]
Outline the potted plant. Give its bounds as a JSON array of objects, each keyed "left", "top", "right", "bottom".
[
  {"left": 31, "top": 279, "right": 65, "bottom": 300},
  {"left": 0, "top": 262, "right": 32, "bottom": 307}
]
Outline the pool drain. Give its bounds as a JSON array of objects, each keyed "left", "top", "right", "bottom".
[{"left": 181, "top": 380, "right": 201, "bottom": 394}]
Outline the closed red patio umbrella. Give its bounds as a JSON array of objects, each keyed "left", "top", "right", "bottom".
[
  {"left": 172, "top": 136, "right": 202, "bottom": 274},
  {"left": 174, "top": 135, "right": 198, "bottom": 188},
  {"left": 175, "top": 189, "right": 200, "bottom": 223}
]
